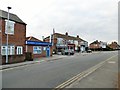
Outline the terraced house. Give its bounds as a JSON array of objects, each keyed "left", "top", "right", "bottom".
[
  {"left": 0, "top": 9, "right": 26, "bottom": 64},
  {"left": 89, "top": 40, "right": 107, "bottom": 51},
  {"left": 44, "top": 32, "right": 88, "bottom": 54}
]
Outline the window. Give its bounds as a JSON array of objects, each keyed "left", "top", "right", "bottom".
[
  {"left": 43, "top": 47, "right": 46, "bottom": 51},
  {"left": 1, "top": 46, "right": 6, "bottom": 55},
  {"left": 5, "top": 20, "right": 15, "bottom": 35},
  {"left": 1, "top": 46, "right": 15, "bottom": 55},
  {"left": 10, "top": 46, "right": 15, "bottom": 55},
  {"left": 33, "top": 46, "right": 42, "bottom": 54},
  {"left": 94, "top": 44, "right": 98, "bottom": 46},
  {"left": 57, "top": 38, "right": 64, "bottom": 45},
  {"left": 17, "top": 46, "right": 23, "bottom": 55}
]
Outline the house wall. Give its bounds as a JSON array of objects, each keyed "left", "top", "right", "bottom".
[
  {"left": 89, "top": 44, "right": 100, "bottom": 49},
  {"left": 2, "top": 19, "right": 26, "bottom": 53},
  {"left": 1, "top": 19, "right": 26, "bottom": 64},
  {"left": 44, "top": 37, "right": 57, "bottom": 51},
  {"left": 109, "top": 42, "right": 119, "bottom": 50},
  {"left": 26, "top": 45, "right": 52, "bottom": 59}
]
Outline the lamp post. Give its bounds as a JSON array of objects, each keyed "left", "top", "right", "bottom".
[{"left": 6, "top": 6, "right": 11, "bottom": 63}]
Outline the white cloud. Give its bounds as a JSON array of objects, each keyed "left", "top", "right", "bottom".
[{"left": 0, "top": 0, "right": 118, "bottom": 43}]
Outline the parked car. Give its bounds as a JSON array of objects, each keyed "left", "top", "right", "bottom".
[
  {"left": 62, "top": 49, "right": 74, "bottom": 55},
  {"left": 57, "top": 51, "right": 62, "bottom": 55},
  {"left": 87, "top": 49, "right": 92, "bottom": 53},
  {"left": 52, "top": 49, "right": 57, "bottom": 54}
]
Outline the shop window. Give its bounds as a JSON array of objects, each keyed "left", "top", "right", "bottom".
[
  {"left": 33, "top": 46, "right": 42, "bottom": 54},
  {"left": 17, "top": 46, "right": 23, "bottom": 55},
  {"left": 43, "top": 47, "right": 46, "bottom": 51},
  {"left": 1, "top": 46, "right": 15, "bottom": 55}
]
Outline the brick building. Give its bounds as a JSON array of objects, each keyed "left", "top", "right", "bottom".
[
  {"left": 0, "top": 9, "right": 26, "bottom": 64},
  {"left": 108, "top": 42, "right": 120, "bottom": 50},
  {"left": 89, "top": 40, "right": 107, "bottom": 51},
  {"left": 26, "top": 36, "right": 52, "bottom": 59},
  {"left": 44, "top": 32, "right": 88, "bottom": 54}
]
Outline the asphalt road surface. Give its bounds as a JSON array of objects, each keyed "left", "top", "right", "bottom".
[{"left": 2, "top": 51, "right": 118, "bottom": 88}]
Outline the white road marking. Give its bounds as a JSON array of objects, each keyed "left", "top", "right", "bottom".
[
  {"left": 108, "top": 61, "right": 116, "bottom": 64},
  {"left": 54, "top": 54, "right": 117, "bottom": 90}
]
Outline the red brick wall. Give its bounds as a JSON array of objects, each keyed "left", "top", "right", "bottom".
[
  {"left": 1, "top": 19, "right": 26, "bottom": 64},
  {"left": 2, "top": 19, "right": 26, "bottom": 54},
  {"left": 2, "top": 55, "right": 25, "bottom": 64},
  {"left": 108, "top": 42, "right": 119, "bottom": 49},
  {"left": 27, "top": 45, "right": 52, "bottom": 59},
  {"left": 89, "top": 44, "right": 100, "bottom": 49}
]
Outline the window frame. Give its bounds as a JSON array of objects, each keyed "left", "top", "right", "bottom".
[
  {"left": 33, "top": 46, "right": 42, "bottom": 54},
  {"left": 1, "top": 45, "right": 15, "bottom": 55},
  {"left": 17, "top": 46, "right": 23, "bottom": 55}
]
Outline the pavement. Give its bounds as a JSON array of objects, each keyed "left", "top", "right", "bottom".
[
  {"left": 65, "top": 54, "right": 118, "bottom": 89},
  {"left": 0, "top": 52, "right": 94, "bottom": 70},
  {"left": 0, "top": 54, "right": 68, "bottom": 70}
]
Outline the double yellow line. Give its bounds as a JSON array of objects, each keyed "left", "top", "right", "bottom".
[{"left": 54, "top": 54, "right": 117, "bottom": 90}]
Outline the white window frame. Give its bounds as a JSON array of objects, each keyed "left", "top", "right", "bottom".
[
  {"left": 10, "top": 46, "right": 15, "bottom": 55},
  {"left": 43, "top": 47, "right": 46, "bottom": 51},
  {"left": 17, "top": 46, "right": 23, "bottom": 55},
  {"left": 1, "top": 46, "right": 15, "bottom": 55},
  {"left": 1, "top": 46, "right": 6, "bottom": 55},
  {"left": 33, "top": 46, "right": 42, "bottom": 54}
]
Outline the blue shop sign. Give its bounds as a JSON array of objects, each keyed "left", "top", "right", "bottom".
[{"left": 26, "top": 41, "right": 52, "bottom": 46}]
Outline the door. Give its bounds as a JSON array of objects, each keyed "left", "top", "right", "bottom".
[{"left": 46, "top": 47, "right": 50, "bottom": 57}]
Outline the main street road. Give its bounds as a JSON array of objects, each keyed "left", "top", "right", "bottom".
[{"left": 2, "top": 51, "right": 118, "bottom": 88}]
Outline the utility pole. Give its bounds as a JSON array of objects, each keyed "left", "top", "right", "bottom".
[{"left": 6, "top": 6, "right": 11, "bottom": 63}]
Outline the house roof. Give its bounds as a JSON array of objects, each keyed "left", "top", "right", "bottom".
[
  {"left": 26, "top": 36, "right": 42, "bottom": 42},
  {"left": 90, "top": 40, "right": 100, "bottom": 45},
  {"left": 0, "top": 9, "right": 26, "bottom": 25},
  {"left": 26, "top": 36, "right": 52, "bottom": 46},
  {"left": 44, "top": 33, "right": 87, "bottom": 42}
]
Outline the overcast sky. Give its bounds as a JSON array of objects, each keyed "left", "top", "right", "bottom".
[{"left": 0, "top": 0, "right": 119, "bottom": 44}]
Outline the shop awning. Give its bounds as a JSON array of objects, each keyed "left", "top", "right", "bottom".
[{"left": 26, "top": 40, "right": 52, "bottom": 46}]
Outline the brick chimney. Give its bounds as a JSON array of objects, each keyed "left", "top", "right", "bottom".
[
  {"left": 77, "top": 35, "right": 79, "bottom": 38},
  {"left": 65, "top": 32, "right": 68, "bottom": 36}
]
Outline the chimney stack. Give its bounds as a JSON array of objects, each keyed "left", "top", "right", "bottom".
[{"left": 65, "top": 32, "right": 68, "bottom": 36}]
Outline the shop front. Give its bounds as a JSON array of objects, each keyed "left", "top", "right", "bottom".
[{"left": 26, "top": 40, "right": 52, "bottom": 59}]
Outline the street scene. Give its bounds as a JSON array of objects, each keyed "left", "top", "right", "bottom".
[{"left": 0, "top": 0, "right": 120, "bottom": 89}]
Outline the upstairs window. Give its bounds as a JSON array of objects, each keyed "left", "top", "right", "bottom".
[{"left": 5, "top": 20, "right": 15, "bottom": 35}]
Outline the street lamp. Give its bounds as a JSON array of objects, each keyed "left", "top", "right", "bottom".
[{"left": 6, "top": 6, "right": 12, "bottom": 63}]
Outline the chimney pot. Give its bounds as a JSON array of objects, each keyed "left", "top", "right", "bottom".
[{"left": 65, "top": 32, "right": 68, "bottom": 36}]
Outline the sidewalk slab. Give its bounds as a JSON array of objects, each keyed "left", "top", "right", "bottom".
[{"left": 66, "top": 56, "right": 118, "bottom": 88}]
